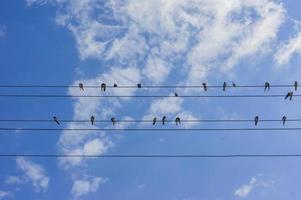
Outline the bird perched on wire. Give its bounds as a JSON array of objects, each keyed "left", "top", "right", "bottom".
[
  {"left": 282, "top": 116, "right": 287, "bottom": 125},
  {"left": 101, "top": 83, "right": 106, "bottom": 92},
  {"left": 91, "top": 116, "right": 95, "bottom": 125},
  {"left": 137, "top": 83, "right": 142, "bottom": 88},
  {"left": 232, "top": 82, "right": 236, "bottom": 87},
  {"left": 175, "top": 92, "right": 178, "bottom": 97},
  {"left": 202, "top": 83, "right": 207, "bottom": 91},
  {"left": 162, "top": 116, "right": 167, "bottom": 125},
  {"left": 254, "top": 116, "right": 259, "bottom": 126},
  {"left": 113, "top": 83, "right": 118, "bottom": 88},
  {"left": 285, "top": 92, "right": 293, "bottom": 101},
  {"left": 111, "top": 117, "right": 116, "bottom": 126},
  {"left": 264, "top": 82, "right": 270, "bottom": 92},
  {"left": 294, "top": 81, "right": 298, "bottom": 91},
  {"left": 223, "top": 82, "right": 227, "bottom": 91},
  {"left": 79, "top": 83, "right": 84, "bottom": 91},
  {"left": 175, "top": 117, "right": 181, "bottom": 126},
  {"left": 53, "top": 116, "right": 60, "bottom": 125},
  {"left": 152, "top": 117, "right": 157, "bottom": 125}
]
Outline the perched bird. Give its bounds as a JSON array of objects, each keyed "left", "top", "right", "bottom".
[
  {"left": 113, "top": 83, "right": 118, "bottom": 88},
  {"left": 282, "top": 116, "right": 287, "bottom": 126},
  {"left": 254, "top": 116, "right": 259, "bottom": 126},
  {"left": 162, "top": 116, "right": 167, "bottom": 125},
  {"left": 152, "top": 117, "right": 157, "bottom": 125},
  {"left": 202, "top": 83, "right": 207, "bottom": 91},
  {"left": 111, "top": 117, "right": 116, "bottom": 126},
  {"left": 223, "top": 82, "right": 227, "bottom": 91},
  {"left": 294, "top": 81, "right": 298, "bottom": 91},
  {"left": 91, "top": 116, "right": 95, "bottom": 125},
  {"left": 175, "top": 92, "right": 178, "bottom": 97},
  {"left": 137, "top": 83, "right": 142, "bottom": 88},
  {"left": 79, "top": 83, "right": 84, "bottom": 91},
  {"left": 53, "top": 116, "right": 60, "bottom": 125},
  {"left": 264, "top": 82, "right": 270, "bottom": 92},
  {"left": 101, "top": 83, "right": 106, "bottom": 92},
  {"left": 232, "top": 82, "right": 236, "bottom": 87},
  {"left": 175, "top": 117, "right": 181, "bottom": 126},
  {"left": 285, "top": 92, "right": 293, "bottom": 101}
]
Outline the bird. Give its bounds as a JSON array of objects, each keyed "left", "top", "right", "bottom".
[
  {"left": 111, "top": 117, "right": 116, "bottom": 126},
  {"left": 137, "top": 83, "right": 142, "bottom": 88},
  {"left": 282, "top": 116, "right": 287, "bottom": 126},
  {"left": 264, "top": 82, "right": 270, "bottom": 92},
  {"left": 79, "top": 83, "right": 84, "bottom": 91},
  {"left": 175, "top": 117, "right": 181, "bottom": 126},
  {"left": 162, "top": 116, "right": 167, "bottom": 125},
  {"left": 152, "top": 117, "right": 157, "bottom": 125},
  {"left": 202, "top": 83, "right": 207, "bottom": 91},
  {"left": 232, "top": 82, "right": 236, "bottom": 87},
  {"left": 91, "top": 116, "right": 95, "bottom": 125},
  {"left": 223, "top": 82, "right": 227, "bottom": 91},
  {"left": 294, "top": 81, "right": 298, "bottom": 91},
  {"left": 101, "top": 83, "right": 106, "bottom": 92},
  {"left": 175, "top": 92, "right": 178, "bottom": 97},
  {"left": 285, "top": 92, "right": 293, "bottom": 101},
  {"left": 113, "top": 83, "right": 118, "bottom": 88},
  {"left": 254, "top": 116, "right": 259, "bottom": 126},
  {"left": 53, "top": 116, "right": 60, "bottom": 125}
]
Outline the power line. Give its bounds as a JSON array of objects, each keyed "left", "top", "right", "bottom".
[
  {"left": 0, "top": 154, "right": 301, "bottom": 158},
  {"left": 2, "top": 128, "right": 301, "bottom": 132},
  {"left": 0, "top": 94, "right": 297, "bottom": 98}
]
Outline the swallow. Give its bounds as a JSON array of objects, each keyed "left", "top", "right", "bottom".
[
  {"left": 254, "top": 116, "right": 259, "bottom": 126},
  {"left": 264, "top": 82, "right": 270, "bottom": 92},
  {"left": 111, "top": 117, "right": 116, "bottom": 126},
  {"left": 202, "top": 83, "right": 207, "bottom": 91},
  {"left": 113, "top": 83, "right": 118, "bottom": 88},
  {"left": 137, "top": 83, "right": 142, "bottom": 88},
  {"left": 53, "top": 116, "right": 60, "bottom": 125},
  {"left": 175, "top": 92, "right": 178, "bottom": 97},
  {"left": 285, "top": 92, "right": 293, "bottom": 101},
  {"left": 223, "top": 82, "right": 227, "bottom": 91},
  {"left": 91, "top": 116, "right": 95, "bottom": 125},
  {"left": 152, "top": 117, "right": 157, "bottom": 125},
  {"left": 282, "top": 116, "right": 287, "bottom": 126},
  {"left": 79, "top": 83, "right": 84, "bottom": 91},
  {"left": 175, "top": 117, "right": 181, "bottom": 126},
  {"left": 232, "top": 82, "right": 236, "bottom": 87},
  {"left": 101, "top": 83, "right": 106, "bottom": 92},
  {"left": 162, "top": 116, "right": 167, "bottom": 125},
  {"left": 294, "top": 81, "right": 298, "bottom": 91}
]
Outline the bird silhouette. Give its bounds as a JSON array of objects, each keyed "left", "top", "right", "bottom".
[
  {"left": 285, "top": 92, "right": 293, "bottom": 101},
  {"left": 53, "top": 116, "right": 60, "bottom": 125},
  {"left": 111, "top": 117, "right": 116, "bottom": 126},
  {"left": 282, "top": 116, "right": 287, "bottom": 126},
  {"left": 101, "top": 83, "right": 106, "bottom": 92},
  {"left": 232, "top": 82, "right": 236, "bottom": 87},
  {"left": 175, "top": 92, "right": 178, "bottom": 97},
  {"left": 137, "top": 83, "right": 142, "bottom": 88},
  {"left": 79, "top": 83, "right": 84, "bottom": 91},
  {"left": 91, "top": 116, "right": 95, "bottom": 125},
  {"left": 162, "top": 116, "right": 167, "bottom": 125},
  {"left": 294, "top": 81, "right": 298, "bottom": 91},
  {"left": 113, "top": 83, "right": 118, "bottom": 88},
  {"left": 264, "top": 82, "right": 270, "bottom": 92},
  {"left": 152, "top": 117, "right": 157, "bottom": 125},
  {"left": 254, "top": 116, "right": 259, "bottom": 126},
  {"left": 223, "top": 82, "right": 227, "bottom": 91},
  {"left": 202, "top": 83, "right": 207, "bottom": 91},
  {"left": 175, "top": 117, "right": 181, "bottom": 126}
]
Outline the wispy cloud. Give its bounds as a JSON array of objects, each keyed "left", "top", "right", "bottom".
[
  {"left": 0, "top": 191, "right": 13, "bottom": 199},
  {"left": 0, "top": 25, "right": 6, "bottom": 38},
  {"left": 71, "top": 176, "right": 108, "bottom": 198},
  {"left": 16, "top": 157, "right": 49, "bottom": 192}
]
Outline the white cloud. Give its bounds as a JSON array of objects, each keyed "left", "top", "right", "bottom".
[
  {"left": 0, "top": 25, "right": 6, "bottom": 38},
  {"left": 5, "top": 176, "right": 26, "bottom": 185},
  {"left": 25, "top": 0, "right": 48, "bottom": 7},
  {"left": 71, "top": 176, "right": 108, "bottom": 197},
  {"left": 0, "top": 191, "right": 13, "bottom": 199},
  {"left": 16, "top": 157, "right": 49, "bottom": 192},
  {"left": 274, "top": 32, "right": 301, "bottom": 66}
]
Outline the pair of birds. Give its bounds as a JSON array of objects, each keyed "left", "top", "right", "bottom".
[
  {"left": 78, "top": 83, "right": 107, "bottom": 92},
  {"left": 152, "top": 117, "right": 181, "bottom": 126},
  {"left": 202, "top": 82, "right": 236, "bottom": 91},
  {"left": 254, "top": 116, "right": 287, "bottom": 126},
  {"left": 265, "top": 81, "right": 298, "bottom": 92}
]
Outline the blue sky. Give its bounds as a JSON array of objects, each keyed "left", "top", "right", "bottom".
[{"left": 1, "top": 0, "right": 301, "bottom": 199}]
